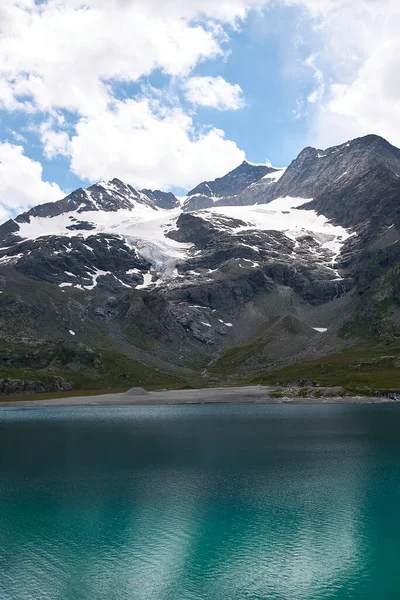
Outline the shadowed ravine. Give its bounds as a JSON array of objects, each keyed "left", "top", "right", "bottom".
[{"left": 1, "top": 404, "right": 400, "bottom": 599}]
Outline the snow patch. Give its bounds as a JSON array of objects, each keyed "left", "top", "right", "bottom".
[
  {"left": 203, "top": 197, "right": 355, "bottom": 275},
  {"left": 218, "top": 320, "right": 233, "bottom": 327},
  {"left": 262, "top": 168, "right": 286, "bottom": 182},
  {"left": 244, "top": 160, "right": 269, "bottom": 167},
  {"left": 84, "top": 268, "right": 112, "bottom": 290},
  {"left": 136, "top": 272, "right": 153, "bottom": 289},
  {"left": 16, "top": 206, "right": 192, "bottom": 284},
  {"left": 0, "top": 253, "right": 23, "bottom": 265},
  {"left": 241, "top": 258, "right": 260, "bottom": 268}
]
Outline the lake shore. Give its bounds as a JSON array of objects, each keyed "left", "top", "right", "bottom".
[{"left": 0, "top": 385, "right": 396, "bottom": 407}]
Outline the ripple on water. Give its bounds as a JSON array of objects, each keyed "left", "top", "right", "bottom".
[{"left": 0, "top": 404, "right": 400, "bottom": 599}]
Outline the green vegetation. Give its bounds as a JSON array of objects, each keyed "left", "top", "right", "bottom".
[
  {"left": 342, "top": 262, "right": 400, "bottom": 341},
  {"left": 208, "top": 336, "right": 265, "bottom": 378},
  {"left": 3, "top": 331, "right": 400, "bottom": 400},
  {"left": 252, "top": 346, "right": 400, "bottom": 394},
  {"left": 0, "top": 343, "right": 192, "bottom": 395}
]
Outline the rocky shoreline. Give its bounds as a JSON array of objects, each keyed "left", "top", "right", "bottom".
[{"left": 0, "top": 386, "right": 396, "bottom": 408}]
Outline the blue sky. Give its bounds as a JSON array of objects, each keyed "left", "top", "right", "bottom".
[{"left": 0, "top": 0, "right": 398, "bottom": 219}]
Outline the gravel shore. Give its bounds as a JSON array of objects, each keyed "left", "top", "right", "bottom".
[{"left": 0, "top": 386, "right": 394, "bottom": 407}]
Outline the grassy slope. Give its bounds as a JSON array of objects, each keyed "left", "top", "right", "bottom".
[
  {"left": 0, "top": 345, "right": 197, "bottom": 393},
  {"left": 251, "top": 346, "right": 400, "bottom": 393},
  {"left": 209, "top": 334, "right": 400, "bottom": 393},
  {"left": 3, "top": 265, "right": 400, "bottom": 397},
  {"left": 208, "top": 268, "right": 400, "bottom": 394},
  {"left": 3, "top": 344, "right": 400, "bottom": 398},
  {"left": 208, "top": 336, "right": 264, "bottom": 379}
]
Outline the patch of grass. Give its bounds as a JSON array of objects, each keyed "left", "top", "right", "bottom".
[
  {"left": 251, "top": 346, "right": 400, "bottom": 393},
  {"left": 208, "top": 336, "right": 265, "bottom": 377},
  {"left": 269, "top": 390, "right": 284, "bottom": 399}
]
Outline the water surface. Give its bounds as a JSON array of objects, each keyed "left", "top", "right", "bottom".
[{"left": 1, "top": 404, "right": 400, "bottom": 600}]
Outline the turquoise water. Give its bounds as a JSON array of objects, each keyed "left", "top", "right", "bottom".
[{"left": 1, "top": 404, "right": 400, "bottom": 600}]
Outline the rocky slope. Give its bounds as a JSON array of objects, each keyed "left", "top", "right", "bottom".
[
  {"left": 1, "top": 134, "right": 400, "bottom": 392},
  {"left": 182, "top": 160, "right": 280, "bottom": 211}
]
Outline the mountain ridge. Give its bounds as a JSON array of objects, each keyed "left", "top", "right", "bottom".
[{"left": 1, "top": 133, "right": 400, "bottom": 394}]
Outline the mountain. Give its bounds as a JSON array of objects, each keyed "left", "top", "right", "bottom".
[
  {"left": 182, "top": 160, "right": 282, "bottom": 211},
  {"left": 1, "top": 134, "right": 400, "bottom": 394}
]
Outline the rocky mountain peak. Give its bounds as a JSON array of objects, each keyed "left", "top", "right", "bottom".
[
  {"left": 183, "top": 159, "right": 278, "bottom": 212},
  {"left": 246, "top": 134, "right": 400, "bottom": 227},
  {"left": 140, "top": 189, "right": 179, "bottom": 210},
  {"left": 187, "top": 160, "right": 276, "bottom": 198}
]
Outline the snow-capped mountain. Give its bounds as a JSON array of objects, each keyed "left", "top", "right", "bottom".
[
  {"left": 1, "top": 134, "right": 400, "bottom": 391},
  {"left": 182, "top": 160, "right": 280, "bottom": 211}
]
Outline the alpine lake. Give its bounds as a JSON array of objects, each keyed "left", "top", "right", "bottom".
[{"left": 1, "top": 403, "right": 400, "bottom": 600}]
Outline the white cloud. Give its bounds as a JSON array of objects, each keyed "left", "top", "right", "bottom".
[
  {"left": 0, "top": 0, "right": 266, "bottom": 117},
  {"left": 184, "top": 76, "right": 245, "bottom": 110},
  {"left": 0, "top": 0, "right": 267, "bottom": 195},
  {"left": 54, "top": 98, "right": 245, "bottom": 190},
  {"left": 40, "top": 121, "right": 71, "bottom": 160},
  {"left": 0, "top": 143, "right": 64, "bottom": 220},
  {"left": 12, "top": 0, "right": 400, "bottom": 199},
  {"left": 286, "top": 0, "right": 400, "bottom": 149},
  {"left": 305, "top": 55, "right": 325, "bottom": 105},
  {"left": 6, "top": 130, "right": 27, "bottom": 144}
]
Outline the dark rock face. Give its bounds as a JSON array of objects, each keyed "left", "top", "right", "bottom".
[
  {"left": 66, "top": 221, "right": 96, "bottom": 231},
  {"left": 0, "top": 219, "right": 21, "bottom": 246},
  {"left": 168, "top": 213, "right": 248, "bottom": 248},
  {"left": 169, "top": 210, "right": 350, "bottom": 307},
  {"left": 6, "top": 234, "right": 151, "bottom": 288},
  {"left": 188, "top": 161, "right": 275, "bottom": 197},
  {"left": 141, "top": 189, "right": 179, "bottom": 209},
  {"left": 183, "top": 161, "right": 277, "bottom": 211},
  {"left": 0, "top": 376, "right": 73, "bottom": 395},
  {"left": 241, "top": 135, "right": 400, "bottom": 229},
  {"left": 182, "top": 195, "right": 214, "bottom": 212},
  {"left": 18, "top": 179, "right": 155, "bottom": 220}
]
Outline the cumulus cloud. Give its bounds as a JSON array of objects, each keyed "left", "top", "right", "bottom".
[
  {"left": 184, "top": 76, "right": 245, "bottom": 110},
  {"left": 0, "top": 0, "right": 265, "bottom": 117},
  {"left": 287, "top": 0, "right": 400, "bottom": 148},
  {"left": 52, "top": 99, "right": 245, "bottom": 190},
  {"left": 0, "top": 0, "right": 262, "bottom": 194},
  {"left": 0, "top": 143, "right": 64, "bottom": 219}
]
